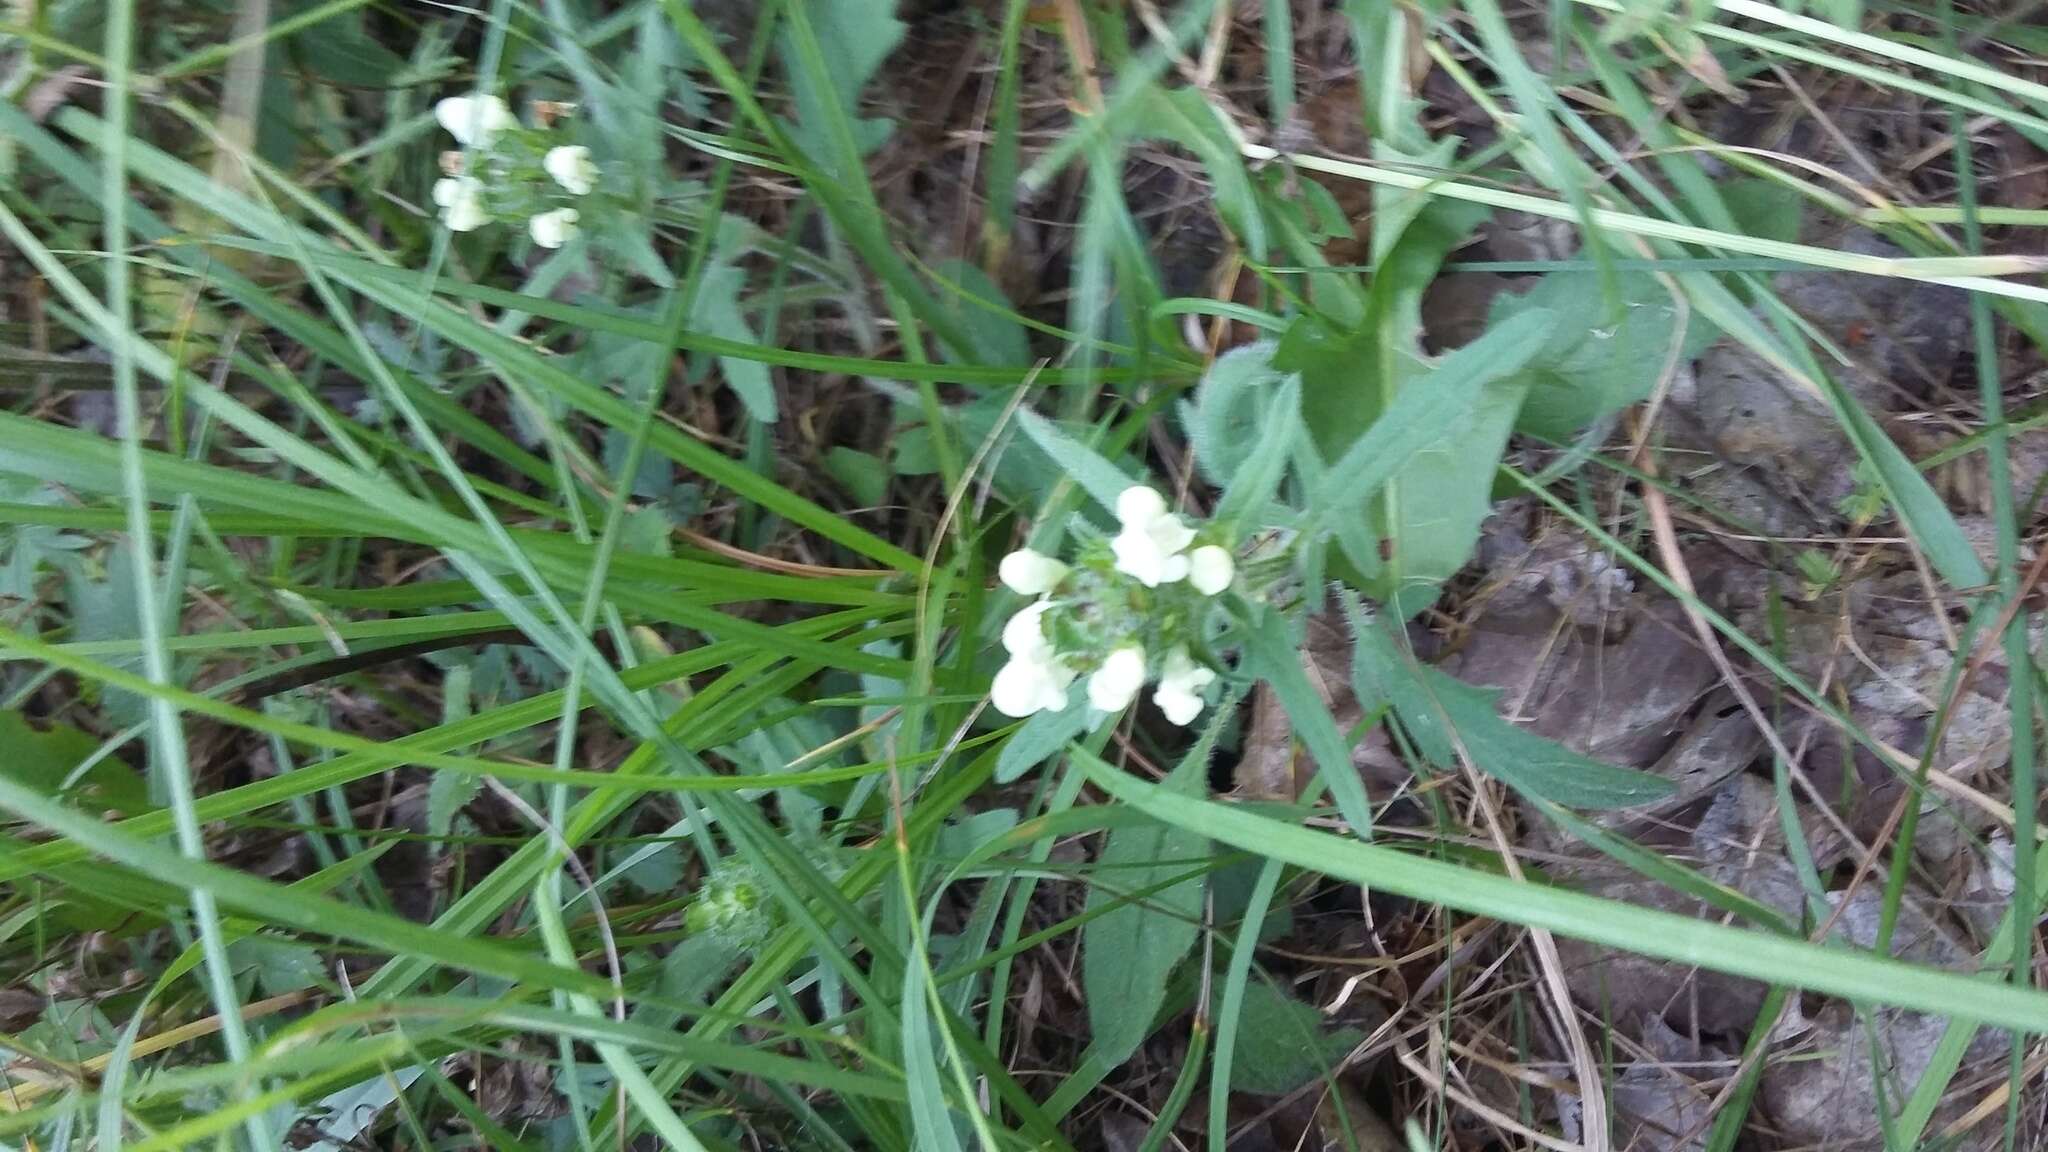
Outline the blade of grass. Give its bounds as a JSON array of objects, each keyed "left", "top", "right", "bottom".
[
  {"left": 1073, "top": 749, "right": 2048, "bottom": 1031},
  {"left": 98, "top": 5, "right": 269, "bottom": 1145}
]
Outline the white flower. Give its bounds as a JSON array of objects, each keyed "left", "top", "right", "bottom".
[
  {"left": 1088, "top": 645, "right": 1147, "bottom": 712},
  {"left": 1152, "top": 646, "right": 1216, "bottom": 726},
  {"left": 528, "top": 206, "right": 579, "bottom": 249},
  {"left": 432, "top": 176, "right": 490, "bottom": 232},
  {"left": 1111, "top": 485, "right": 1196, "bottom": 587},
  {"left": 1187, "top": 545, "right": 1235, "bottom": 596},
  {"left": 1001, "top": 601, "right": 1055, "bottom": 660},
  {"left": 434, "top": 94, "right": 516, "bottom": 147},
  {"left": 991, "top": 654, "right": 1075, "bottom": 717},
  {"left": 999, "top": 548, "right": 1069, "bottom": 596},
  {"left": 544, "top": 145, "right": 598, "bottom": 195},
  {"left": 1116, "top": 485, "right": 1169, "bottom": 527}
]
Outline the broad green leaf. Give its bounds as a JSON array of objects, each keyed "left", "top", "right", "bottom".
[
  {"left": 1304, "top": 308, "right": 1550, "bottom": 529},
  {"left": 1493, "top": 272, "right": 1718, "bottom": 441},
  {"left": 824, "top": 446, "right": 890, "bottom": 508},
  {"left": 695, "top": 260, "right": 777, "bottom": 422},
  {"left": 1348, "top": 610, "right": 1672, "bottom": 809},
  {"left": 1240, "top": 603, "right": 1374, "bottom": 838},
  {"left": 1284, "top": 192, "right": 1490, "bottom": 452},
  {"left": 1213, "top": 377, "right": 1300, "bottom": 528},
  {"left": 995, "top": 698, "right": 1094, "bottom": 784},
  {"left": 1301, "top": 310, "right": 1553, "bottom": 616},
  {"left": 1016, "top": 408, "right": 1136, "bottom": 512},
  {"left": 779, "top": 0, "right": 904, "bottom": 165},
  {"left": 1226, "top": 980, "right": 1363, "bottom": 1095},
  {"left": 933, "top": 259, "right": 1029, "bottom": 366},
  {"left": 0, "top": 710, "right": 146, "bottom": 814},
  {"left": 1370, "top": 360, "right": 1530, "bottom": 618},
  {"left": 287, "top": 12, "right": 403, "bottom": 87},
  {"left": 66, "top": 545, "right": 147, "bottom": 729},
  {"left": 1719, "top": 176, "right": 1807, "bottom": 248},
  {"left": 1181, "top": 340, "right": 1287, "bottom": 490},
  {"left": 1129, "top": 87, "right": 1267, "bottom": 258},
  {"left": 1083, "top": 772, "right": 1207, "bottom": 1069}
]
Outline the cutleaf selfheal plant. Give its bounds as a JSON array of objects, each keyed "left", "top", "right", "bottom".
[
  {"left": 684, "top": 864, "right": 776, "bottom": 948},
  {"left": 992, "top": 485, "right": 1236, "bottom": 726},
  {"left": 431, "top": 94, "right": 602, "bottom": 248}
]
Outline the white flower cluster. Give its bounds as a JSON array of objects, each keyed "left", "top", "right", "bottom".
[
  {"left": 991, "top": 485, "right": 1233, "bottom": 725},
  {"left": 430, "top": 94, "right": 599, "bottom": 249}
]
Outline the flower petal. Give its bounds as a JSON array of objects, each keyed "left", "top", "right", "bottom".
[
  {"left": 1145, "top": 514, "right": 1196, "bottom": 556},
  {"left": 544, "top": 145, "right": 597, "bottom": 196},
  {"left": 992, "top": 658, "right": 1054, "bottom": 717},
  {"left": 1111, "top": 528, "right": 1168, "bottom": 587},
  {"left": 999, "top": 549, "right": 1069, "bottom": 596},
  {"left": 1153, "top": 683, "right": 1204, "bottom": 726},
  {"left": 1115, "top": 485, "right": 1168, "bottom": 528},
  {"left": 1087, "top": 646, "right": 1147, "bottom": 712},
  {"left": 435, "top": 94, "right": 514, "bottom": 147},
  {"left": 529, "top": 207, "right": 579, "bottom": 248},
  {"left": 1188, "top": 545, "right": 1234, "bottom": 595},
  {"left": 1001, "top": 601, "right": 1055, "bottom": 659}
]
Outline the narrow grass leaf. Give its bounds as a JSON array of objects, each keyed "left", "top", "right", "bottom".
[{"left": 1074, "top": 754, "right": 2048, "bottom": 1032}]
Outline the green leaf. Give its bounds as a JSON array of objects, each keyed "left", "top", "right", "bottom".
[
  {"left": 1083, "top": 777, "right": 1207, "bottom": 1068},
  {"left": 1305, "top": 309, "right": 1550, "bottom": 532},
  {"left": 1182, "top": 340, "right": 1289, "bottom": 492},
  {"left": 695, "top": 260, "right": 777, "bottom": 422},
  {"left": 287, "top": 11, "right": 402, "bottom": 87},
  {"left": 1214, "top": 377, "right": 1300, "bottom": 527},
  {"left": 995, "top": 697, "right": 1094, "bottom": 784},
  {"left": 933, "top": 259, "right": 1029, "bottom": 367},
  {"left": 1494, "top": 272, "right": 1717, "bottom": 442},
  {"left": 1348, "top": 608, "right": 1672, "bottom": 809},
  {"left": 0, "top": 710, "right": 146, "bottom": 814},
  {"left": 426, "top": 664, "right": 479, "bottom": 839},
  {"left": 1299, "top": 309, "right": 1552, "bottom": 615},
  {"left": 779, "top": 0, "right": 904, "bottom": 165},
  {"left": 1239, "top": 603, "right": 1374, "bottom": 839},
  {"left": 66, "top": 547, "right": 146, "bottom": 729},
  {"left": 1719, "top": 176, "right": 1806, "bottom": 248},
  {"left": 823, "top": 446, "right": 889, "bottom": 508},
  {"left": 1015, "top": 408, "right": 1136, "bottom": 512},
  {"left": 1226, "top": 980, "right": 1363, "bottom": 1096},
  {"left": 1129, "top": 87, "right": 1267, "bottom": 258}
]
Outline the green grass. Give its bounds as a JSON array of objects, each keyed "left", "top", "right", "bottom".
[{"left": 1, "top": 0, "right": 2045, "bottom": 1149}]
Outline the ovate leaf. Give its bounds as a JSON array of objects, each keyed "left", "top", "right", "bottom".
[
  {"left": 1227, "top": 980, "right": 1364, "bottom": 1096},
  {"left": 1083, "top": 777, "right": 1207, "bottom": 1068},
  {"left": 780, "top": 0, "right": 905, "bottom": 163},
  {"left": 995, "top": 697, "right": 1094, "bottom": 784},
  {"left": 1306, "top": 309, "right": 1550, "bottom": 529},
  {"left": 1016, "top": 408, "right": 1135, "bottom": 512},
  {"left": 1494, "top": 272, "right": 1716, "bottom": 442},
  {"left": 1130, "top": 87, "right": 1267, "bottom": 258},
  {"left": 933, "top": 259, "right": 1028, "bottom": 366},
  {"left": 1348, "top": 607, "right": 1672, "bottom": 809},
  {"left": 824, "top": 447, "right": 889, "bottom": 508},
  {"left": 1181, "top": 340, "right": 1290, "bottom": 490},
  {"left": 695, "top": 260, "right": 776, "bottom": 422},
  {"left": 0, "top": 711, "right": 146, "bottom": 814}
]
